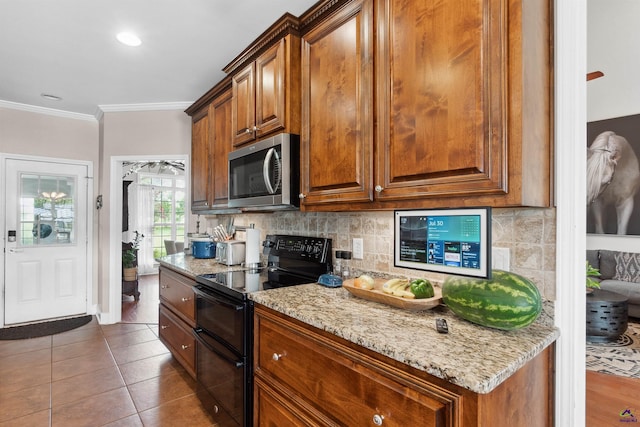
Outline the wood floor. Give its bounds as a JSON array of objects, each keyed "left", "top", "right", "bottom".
[
  {"left": 121, "top": 274, "right": 159, "bottom": 324},
  {"left": 586, "top": 370, "right": 640, "bottom": 426}
]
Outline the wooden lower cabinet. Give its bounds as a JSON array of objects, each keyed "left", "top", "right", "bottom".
[
  {"left": 158, "top": 266, "right": 196, "bottom": 378},
  {"left": 254, "top": 304, "right": 554, "bottom": 427}
]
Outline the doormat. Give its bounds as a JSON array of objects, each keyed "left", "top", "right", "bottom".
[
  {"left": 0, "top": 315, "right": 93, "bottom": 340},
  {"left": 586, "top": 321, "right": 640, "bottom": 379}
]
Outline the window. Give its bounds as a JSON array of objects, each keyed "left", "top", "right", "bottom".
[
  {"left": 19, "top": 174, "right": 76, "bottom": 246},
  {"left": 139, "top": 174, "right": 186, "bottom": 258}
]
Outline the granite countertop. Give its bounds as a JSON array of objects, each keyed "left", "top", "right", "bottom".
[
  {"left": 250, "top": 284, "right": 559, "bottom": 395},
  {"left": 156, "top": 253, "right": 244, "bottom": 278},
  {"left": 157, "top": 254, "right": 559, "bottom": 395}
]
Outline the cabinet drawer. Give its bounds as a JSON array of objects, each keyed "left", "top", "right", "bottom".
[
  {"left": 159, "top": 268, "right": 195, "bottom": 324},
  {"left": 255, "top": 312, "right": 453, "bottom": 427},
  {"left": 159, "top": 305, "right": 196, "bottom": 377}
]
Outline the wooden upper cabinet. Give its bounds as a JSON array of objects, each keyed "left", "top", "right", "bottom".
[
  {"left": 211, "top": 88, "right": 233, "bottom": 206},
  {"left": 374, "top": 0, "right": 551, "bottom": 207},
  {"left": 190, "top": 107, "right": 211, "bottom": 211},
  {"left": 300, "top": 0, "right": 374, "bottom": 205},
  {"left": 300, "top": 0, "right": 552, "bottom": 210},
  {"left": 231, "top": 34, "right": 301, "bottom": 147},
  {"left": 231, "top": 62, "right": 256, "bottom": 146},
  {"left": 186, "top": 77, "right": 233, "bottom": 212},
  {"left": 375, "top": 0, "right": 494, "bottom": 201}
]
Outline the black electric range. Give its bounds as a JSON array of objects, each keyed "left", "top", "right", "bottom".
[
  {"left": 192, "top": 234, "right": 332, "bottom": 427},
  {"left": 195, "top": 234, "right": 333, "bottom": 300}
]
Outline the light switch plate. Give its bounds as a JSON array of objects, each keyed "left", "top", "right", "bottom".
[{"left": 353, "top": 238, "right": 364, "bottom": 259}]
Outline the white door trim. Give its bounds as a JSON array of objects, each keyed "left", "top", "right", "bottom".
[
  {"left": 102, "top": 154, "right": 190, "bottom": 325},
  {"left": 555, "top": 0, "right": 587, "bottom": 425},
  {"left": 0, "top": 153, "right": 94, "bottom": 329}
]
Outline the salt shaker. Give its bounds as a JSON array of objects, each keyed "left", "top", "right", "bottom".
[{"left": 341, "top": 251, "right": 352, "bottom": 280}]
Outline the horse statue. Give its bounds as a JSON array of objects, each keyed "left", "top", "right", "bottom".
[{"left": 587, "top": 131, "right": 640, "bottom": 234}]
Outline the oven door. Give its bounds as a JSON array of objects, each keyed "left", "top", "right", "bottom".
[
  {"left": 194, "top": 327, "right": 247, "bottom": 427},
  {"left": 193, "top": 284, "right": 247, "bottom": 355}
]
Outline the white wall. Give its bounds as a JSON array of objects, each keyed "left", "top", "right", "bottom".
[
  {"left": 586, "top": 0, "right": 640, "bottom": 253},
  {"left": 98, "top": 110, "right": 192, "bottom": 320},
  {"left": 0, "top": 107, "right": 101, "bottom": 306},
  {"left": 0, "top": 106, "right": 193, "bottom": 321}
]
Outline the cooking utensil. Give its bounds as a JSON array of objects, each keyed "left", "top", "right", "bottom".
[{"left": 217, "top": 224, "right": 230, "bottom": 240}]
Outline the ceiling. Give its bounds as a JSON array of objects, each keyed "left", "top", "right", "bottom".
[{"left": 0, "top": 0, "right": 318, "bottom": 119}]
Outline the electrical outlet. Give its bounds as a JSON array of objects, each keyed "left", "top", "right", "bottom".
[
  {"left": 353, "top": 238, "right": 364, "bottom": 259},
  {"left": 492, "top": 247, "right": 510, "bottom": 271}
]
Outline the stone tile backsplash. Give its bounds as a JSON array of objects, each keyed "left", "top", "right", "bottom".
[{"left": 206, "top": 207, "right": 556, "bottom": 300}]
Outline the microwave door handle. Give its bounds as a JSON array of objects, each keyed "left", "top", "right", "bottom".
[{"left": 262, "top": 147, "right": 281, "bottom": 195}]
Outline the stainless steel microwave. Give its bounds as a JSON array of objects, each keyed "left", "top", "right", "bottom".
[{"left": 228, "top": 133, "right": 300, "bottom": 210}]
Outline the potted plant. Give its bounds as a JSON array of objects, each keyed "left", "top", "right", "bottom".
[
  {"left": 122, "top": 231, "right": 144, "bottom": 281},
  {"left": 586, "top": 261, "right": 601, "bottom": 293}
]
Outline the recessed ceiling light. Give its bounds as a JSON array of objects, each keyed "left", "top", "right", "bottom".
[
  {"left": 116, "top": 32, "right": 142, "bottom": 47},
  {"left": 41, "top": 93, "right": 62, "bottom": 101}
]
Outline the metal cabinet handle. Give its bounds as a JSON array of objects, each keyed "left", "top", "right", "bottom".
[
  {"left": 253, "top": 125, "right": 259, "bottom": 131},
  {"left": 375, "top": 185, "right": 383, "bottom": 193},
  {"left": 272, "top": 353, "right": 284, "bottom": 361},
  {"left": 298, "top": 193, "right": 306, "bottom": 199},
  {"left": 181, "top": 344, "right": 191, "bottom": 350},
  {"left": 161, "top": 325, "right": 168, "bottom": 330},
  {"left": 373, "top": 414, "right": 384, "bottom": 425},
  {"left": 181, "top": 297, "right": 191, "bottom": 302},
  {"left": 245, "top": 129, "right": 252, "bottom": 134},
  {"left": 161, "top": 285, "right": 168, "bottom": 289}
]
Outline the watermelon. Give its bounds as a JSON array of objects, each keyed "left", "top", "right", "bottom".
[{"left": 442, "top": 270, "right": 542, "bottom": 331}]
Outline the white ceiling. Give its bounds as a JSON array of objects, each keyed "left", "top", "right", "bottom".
[{"left": 0, "top": 0, "right": 318, "bottom": 119}]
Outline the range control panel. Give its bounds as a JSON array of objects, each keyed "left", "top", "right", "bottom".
[{"left": 263, "top": 234, "right": 331, "bottom": 263}]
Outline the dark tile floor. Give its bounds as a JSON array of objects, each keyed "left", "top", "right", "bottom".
[{"left": 0, "top": 318, "right": 216, "bottom": 426}]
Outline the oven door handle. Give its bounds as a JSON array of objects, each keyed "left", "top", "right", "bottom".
[
  {"left": 193, "top": 328, "right": 245, "bottom": 368},
  {"left": 193, "top": 286, "right": 244, "bottom": 311}
]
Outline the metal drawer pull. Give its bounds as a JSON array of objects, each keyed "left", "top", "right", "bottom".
[
  {"left": 181, "top": 344, "right": 191, "bottom": 350},
  {"left": 161, "top": 325, "right": 168, "bottom": 330},
  {"left": 161, "top": 285, "right": 168, "bottom": 289},
  {"left": 213, "top": 405, "right": 219, "bottom": 414},
  {"left": 272, "top": 353, "right": 284, "bottom": 361},
  {"left": 181, "top": 297, "right": 191, "bottom": 302},
  {"left": 373, "top": 414, "right": 384, "bottom": 425},
  {"left": 375, "top": 185, "right": 383, "bottom": 193}
]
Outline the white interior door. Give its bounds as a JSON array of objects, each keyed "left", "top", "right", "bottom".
[{"left": 4, "top": 158, "right": 88, "bottom": 325}]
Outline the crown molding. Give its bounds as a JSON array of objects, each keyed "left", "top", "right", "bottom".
[
  {"left": 0, "top": 100, "right": 194, "bottom": 122},
  {"left": 0, "top": 100, "right": 97, "bottom": 122},
  {"left": 97, "top": 102, "right": 194, "bottom": 114}
]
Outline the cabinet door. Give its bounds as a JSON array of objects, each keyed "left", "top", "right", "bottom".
[
  {"left": 374, "top": 0, "right": 550, "bottom": 206},
  {"left": 191, "top": 107, "right": 212, "bottom": 210},
  {"left": 255, "top": 306, "right": 455, "bottom": 427},
  {"left": 159, "top": 305, "right": 196, "bottom": 378},
  {"left": 300, "top": 0, "right": 374, "bottom": 206},
  {"left": 255, "top": 39, "right": 286, "bottom": 139},
  {"left": 211, "top": 88, "right": 233, "bottom": 206},
  {"left": 232, "top": 62, "right": 256, "bottom": 146},
  {"left": 159, "top": 268, "right": 195, "bottom": 325}
]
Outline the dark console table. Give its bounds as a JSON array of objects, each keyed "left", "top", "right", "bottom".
[{"left": 586, "top": 289, "right": 628, "bottom": 342}]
